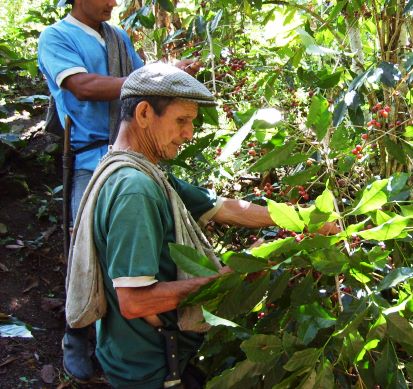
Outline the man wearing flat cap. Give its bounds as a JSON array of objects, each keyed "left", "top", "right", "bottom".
[
  {"left": 68, "top": 63, "right": 339, "bottom": 388},
  {"left": 66, "top": 63, "right": 280, "bottom": 388}
]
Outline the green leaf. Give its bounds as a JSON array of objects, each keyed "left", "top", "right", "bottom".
[
  {"left": 310, "top": 248, "right": 349, "bottom": 275},
  {"left": 249, "top": 140, "right": 296, "bottom": 172},
  {"left": 169, "top": 244, "right": 218, "bottom": 277},
  {"left": 306, "top": 95, "right": 332, "bottom": 140},
  {"left": 400, "top": 205, "right": 413, "bottom": 217},
  {"left": 225, "top": 253, "right": 269, "bottom": 273},
  {"left": 195, "top": 15, "right": 206, "bottom": 35},
  {"left": 182, "top": 273, "right": 242, "bottom": 306},
  {"left": 355, "top": 338, "right": 380, "bottom": 362},
  {"left": 349, "top": 268, "right": 371, "bottom": 284},
  {"left": 295, "top": 303, "right": 336, "bottom": 345},
  {"left": 291, "top": 274, "right": 316, "bottom": 306},
  {"left": 384, "top": 136, "right": 406, "bottom": 164},
  {"left": 317, "top": 71, "right": 342, "bottom": 89},
  {"left": 206, "top": 359, "right": 265, "bottom": 389},
  {"left": 200, "top": 106, "right": 219, "bottom": 126},
  {"left": 377, "top": 268, "right": 413, "bottom": 291},
  {"left": 202, "top": 307, "right": 239, "bottom": 328},
  {"left": 314, "top": 359, "right": 335, "bottom": 389},
  {"left": 250, "top": 237, "right": 295, "bottom": 259},
  {"left": 367, "top": 246, "right": 390, "bottom": 269},
  {"left": 386, "top": 313, "right": 413, "bottom": 351},
  {"left": 404, "top": 0, "right": 413, "bottom": 14},
  {"left": 283, "top": 348, "right": 320, "bottom": 372},
  {"left": 209, "top": 9, "right": 223, "bottom": 32},
  {"left": 315, "top": 187, "right": 335, "bottom": 214},
  {"left": 387, "top": 173, "right": 410, "bottom": 199},
  {"left": 267, "top": 271, "right": 290, "bottom": 301},
  {"left": 334, "top": 298, "right": 370, "bottom": 337},
  {"left": 358, "top": 215, "right": 409, "bottom": 240},
  {"left": 375, "top": 341, "right": 398, "bottom": 387},
  {"left": 217, "top": 273, "right": 270, "bottom": 319},
  {"left": 157, "top": 0, "right": 175, "bottom": 12},
  {"left": 267, "top": 200, "right": 305, "bottom": 232},
  {"left": 283, "top": 165, "right": 321, "bottom": 186},
  {"left": 177, "top": 133, "right": 215, "bottom": 161},
  {"left": 349, "top": 179, "right": 388, "bottom": 215},
  {"left": 240, "top": 334, "right": 283, "bottom": 363},
  {"left": 404, "top": 126, "right": 413, "bottom": 138},
  {"left": 377, "top": 62, "right": 402, "bottom": 87},
  {"left": 332, "top": 99, "right": 347, "bottom": 127}
]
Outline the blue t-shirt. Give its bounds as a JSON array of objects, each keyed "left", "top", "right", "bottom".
[{"left": 38, "top": 15, "right": 143, "bottom": 171}]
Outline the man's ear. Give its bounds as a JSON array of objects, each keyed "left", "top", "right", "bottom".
[{"left": 134, "top": 101, "right": 154, "bottom": 128}]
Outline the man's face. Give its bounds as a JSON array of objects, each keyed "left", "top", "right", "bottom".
[
  {"left": 148, "top": 100, "right": 198, "bottom": 161},
  {"left": 75, "top": 0, "right": 117, "bottom": 24}
]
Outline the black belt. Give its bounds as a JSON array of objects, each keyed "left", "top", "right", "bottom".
[
  {"left": 157, "top": 328, "right": 183, "bottom": 389},
  {"left": 73, "top": 139, "right": 108, "bottom": 155}
]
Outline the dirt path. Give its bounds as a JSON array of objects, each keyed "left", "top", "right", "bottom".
[{"left": 0, "top": 131, "right": 110, "bottom": 388}]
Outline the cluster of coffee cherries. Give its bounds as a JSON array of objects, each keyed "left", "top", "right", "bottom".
[
  {"left": 228, "top": 58, "right": 246, "bottom": 72},
  {"left": 247, "top": 141, "right": 258, "bottom": 157},
  {"left": 223, "top": 104, "right": 233, "bottom": 119},
  {"left": 253, "top": 181, "right": 273, "bottom": 197},
  {"left": 367, "top": 103, "right": 391, "bottom": 128},
  {"left": 351, "top": 144, "right": 364, "bottom": 159},
  {"left": 297, "top": 185, "right": 309, "bottom": 201}
]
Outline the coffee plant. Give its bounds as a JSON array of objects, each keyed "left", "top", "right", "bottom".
[{"left": 120, "top": 0, "right": 413, "bottom": 387}]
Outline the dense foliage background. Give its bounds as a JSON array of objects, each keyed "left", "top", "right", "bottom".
[{"left": 1, "top": 0, "right": 413, "bottom": 388}]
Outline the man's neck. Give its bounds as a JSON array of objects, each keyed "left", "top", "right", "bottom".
[
  {"left": 113, "top": 123, "right": 159, "bottom": 165},
  {"left": 70, "top": 10, "right": 101, "bottom": 32}
]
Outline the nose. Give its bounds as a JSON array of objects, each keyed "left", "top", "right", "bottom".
[
  {"left": 109, "top": 0, "right": 118, "bottom": 7},
  {"left": 182, "top": 123, "right": 194, "bottom": 141}
]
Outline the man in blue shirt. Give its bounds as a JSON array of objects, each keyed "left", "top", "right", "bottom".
[{"left": 38, "top": 0, "right": 144, "bottom": 383}]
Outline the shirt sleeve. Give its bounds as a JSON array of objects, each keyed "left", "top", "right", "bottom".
[
  {"left": 168, "top": 174, "right": 220, "bottom": 221},
  {"left": 105, "top": 193, "right": 165, "bottom": 284},
  {"left": 38, "top": 27, "right": 89, "bottom": 87}
]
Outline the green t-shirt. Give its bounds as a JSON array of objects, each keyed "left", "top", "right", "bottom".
[{"left": 93, "top": 167, "right": 217, "bottom": 389}]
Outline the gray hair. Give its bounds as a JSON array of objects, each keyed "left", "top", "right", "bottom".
[{"left": 120, "top": 95, "right": 176, "bottom": 122}]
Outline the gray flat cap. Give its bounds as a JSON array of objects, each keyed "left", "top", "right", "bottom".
[{"left": 121, "top": 63, "right": 216, "bottom": 106}]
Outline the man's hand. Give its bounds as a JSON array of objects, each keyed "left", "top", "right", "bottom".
[{"left": 175, "top": 59, "right": 202, "bottom": 76}]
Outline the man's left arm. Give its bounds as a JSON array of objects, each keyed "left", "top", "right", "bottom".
[
  {"left": 212, "top": 198, "right": 274, "bottom": 228},
  {"left": 211, "top": 197, "right": 340, "bottom": 234}
]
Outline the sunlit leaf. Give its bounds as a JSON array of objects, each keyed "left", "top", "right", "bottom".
[
  {"left": 358, "top": 216, "right": 409, "bottom": 240},
  {"left": 315, "top": 187, "right": 335, "bottom": 214},
  {"left": 250, "top": 237, "right": 295, "bottom": 259},
  {"left": 267, "top": 200, "right": 305, "bottom": 232},
  {"left": 349, "top": 179, "right": 388, "bottom": 215},
  {"left": 249, "top": 139, "right": 295, "bottom": 172},
  {"left": 202, "top": 307, "right": 239, "bottom": 327},
  {"left": 306, "top": 95, "right": 331, "bottom": 140}
]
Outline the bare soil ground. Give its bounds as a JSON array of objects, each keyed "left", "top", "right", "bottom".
[{"left": 0, "top": 122, "right": 111, "bottom": 388}]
